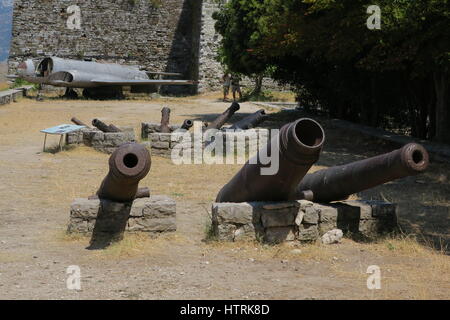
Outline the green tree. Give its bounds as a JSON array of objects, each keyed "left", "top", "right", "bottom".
[
  {"left": 214, "top": 0, "right": 450, "bottom": 142},
  {"left": 213, "top": 0, "right": 270, "bottom": 94}
]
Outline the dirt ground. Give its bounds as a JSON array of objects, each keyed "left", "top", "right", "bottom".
[{"left": 0, "top": 92, "right": 448, "bottom": 300}]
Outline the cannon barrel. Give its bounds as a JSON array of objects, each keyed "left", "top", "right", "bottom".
[
  {"left": 181, "top": 119, "right": 194, "bottom": 130},
  {"left": 295, "top": 143, "right": 429, "bottom": 203},
  {"left": 92, "top": 119, "right": 121, "bottom": 133},
  {"left": 71, "top": 117, "right": 90, "bottom": 128},
  {"left": 229, "top": 109, "right": 268, "bottom": 130},
  {"left": 160, "top": 107, "right": 171, "bottom": 133},
  {"left": 216, "top": 118, "right": 325, "bottom": 202},
  {"left": 96, "top": 143, "right": 151, "bottom": 202},
  {"left": 108, "top": 124, "right": 122, "bottom": 133},
  {"left": 208, "top": 102, "right": 240, "bottom": 130}
]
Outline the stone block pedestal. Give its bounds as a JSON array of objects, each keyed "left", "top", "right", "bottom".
[
  {"left": 212, "top": 200, "right": 398, "bottom": 244},
  {"left": 68, "top": 195, "right": 177, "bottom": 236},
  {"left": 66, "top": 127, "right": 136, "bottom": 154}
]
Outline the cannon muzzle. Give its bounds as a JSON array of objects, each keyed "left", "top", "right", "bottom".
[
  {"left": 208, "top": 102, "right": 240, "bottom": 130},
  {"left": 96, "top": 143, "right": 151, "bottom": 202},
  {"left": 216, "top": 118, "right": 325, "bottom": 202},
  {"left": 295, "top": 143, "right": 429, "bottom": 203},
  {"left": 160, "top": 107, "right": 171, "bottom": 133},
  {"left": 229, "top": 109, "right": 268, "bottom": 130},
  {"left": 92, "top": 119, "right": 121, "bottom": 133},
  {"left": 181, "top": 119, "right": 194, "bottom": 130}
]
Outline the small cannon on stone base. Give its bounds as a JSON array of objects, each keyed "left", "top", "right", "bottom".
[
  {"left": 207, "top": 102, "right": 240, "bottom": 130},
  {"left": 229, "top": 109, "right": 268, "bottom": 130},
  {"left": 88, "top": 143, "right": 151, "bottom": 248},
  {"left": 92, "top": 119, "right": 122, "bottom": 133}
]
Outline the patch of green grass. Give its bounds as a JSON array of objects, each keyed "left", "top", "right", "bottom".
[{"left": 10, "top": 78, "right": 36, "bottom": 89}]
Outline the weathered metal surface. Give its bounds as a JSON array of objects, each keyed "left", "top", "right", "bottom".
[
  {"left": 108, "top": 124, "right": 122, "bottom": 133},
  {"left": 207, "top": 102, "right": 240, "bottom": 130},
  {"left": 229, "top": 109, "right": 268, "bottom": 130},
  {"left": 216, "top": 118, "right": 325, "bottom": 202},
  {"left": 96, "top": 143, "right": 151, "bottom": 203},
  {"left": 295, "top": 143, "right": 430, "bottom": 203},
  {"left": 92, "top": 119, "right": 121, "bottom": 133},
  {"left": 89, "top": 187, "right": 150, "bottom": 201},
  {"left": 181, "top": 119, "right": 194, "bottom": 130},
  {"left": 71, "top": 117, "right": 90, "bottom": 128},
  {"left": 159, "top": 107, "right": 172, "bottom": 133}
]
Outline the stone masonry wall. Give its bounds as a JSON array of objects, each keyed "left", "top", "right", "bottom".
[
  {"left": 8, "top": 0, "right": 203, "bottom": 94},
  {"left": 8, "top": 0, "right": 284, "bottom": 94},
  {"left": 212, "top": 200, "right": 398, "bottom": 243}
]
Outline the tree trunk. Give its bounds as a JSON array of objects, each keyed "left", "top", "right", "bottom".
[
  {"left": 434, "top": 72, "right": 450, "bottom": 143},
  {"left": 253, "top": 74, "right": 264, "bottom": 96}
]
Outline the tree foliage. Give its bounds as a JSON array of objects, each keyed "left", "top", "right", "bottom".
[{"left": 214, "top": 0, "right": 450, "bottom": 142}]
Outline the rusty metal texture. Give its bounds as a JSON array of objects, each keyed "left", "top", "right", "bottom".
[
  {"left": 216, "top": 118, "right": 325, "bottom": 202},
  {"left": 229, "top": 109, "right": 269, "bottom": 130},
  {"left": 89, "top": 187, "right": 150, "bottom": 201},
  {"left": 92, "top": 119, "right": 113, "bottom": 133},
  {"left": 160, "top": 107, "right": 171, "bottom": 133},
  {"left": 295, "top": 143, "right": 430, "bottom": 203},
  {"left": 207, "top": 102, "right": 240, "bottom": 130},
  {"left": 108, "top": 124, "right": 122, "bottom": 133},
  {"left": 96, "top": 143, "right": 151, "bottom": 202},
  {"left": 71, "top": 117, "right": 90, "bottom": 128},
  {"left": 181, "top": 119, "right": 194, "bottom": 130}
]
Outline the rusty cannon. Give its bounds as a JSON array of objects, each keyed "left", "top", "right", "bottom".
[
  {"left": 216, "top": 118, "right": 325, "bottom": 202},
  {"left": 181, "top": 119, "right": 194, "bottom": 130},
  {"left": 95, "top": 143, "right": 151, "bottom": 203},
  {"left": 229, "top": 109, "right": 269, "bottom": 130},
  {"left": 71, "top": 117, "right": 90, "bottom": 128},
  {"left": 294, "top": 143, "right": 430, "bottom": 203},
  {"left": 92, "top": 119, "right": 122, "bottom": 133},
  {"left": 207, "top": 102, "right": 241, "bottom": 130},
  {"left": 159, "top": 107, "right": 172, "bottom": 133}
]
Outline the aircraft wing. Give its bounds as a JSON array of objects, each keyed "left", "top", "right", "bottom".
[{"left": 91, "top": 79, "right": 196, "bottom": 86}]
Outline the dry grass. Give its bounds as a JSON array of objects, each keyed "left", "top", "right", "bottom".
[
  {"left": 207, "top": 240, "right": 338, "bottom": 262},
  {"left": 325, "top": 235, "right": 450, "bottom": 300},
  {"left": 0, "top": 82, "right": 9, "bottom": 91}
]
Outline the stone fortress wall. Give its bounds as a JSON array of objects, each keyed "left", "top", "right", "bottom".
[{"left": 8, "top": 0, "right": 226, "bottom": 94}]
